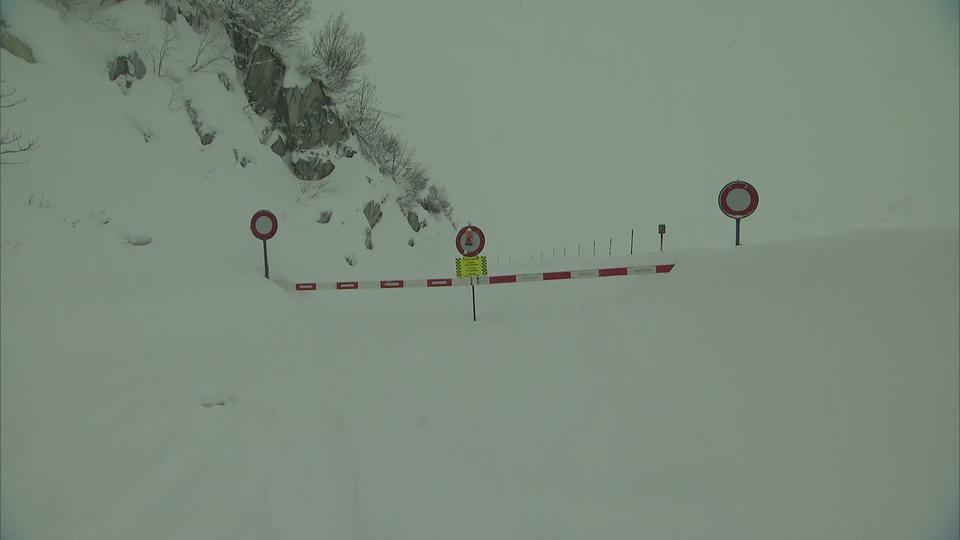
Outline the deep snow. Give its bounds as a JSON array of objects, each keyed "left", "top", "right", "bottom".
[{"left": 1, "top": 0, "right": 958, "bottom": 538}]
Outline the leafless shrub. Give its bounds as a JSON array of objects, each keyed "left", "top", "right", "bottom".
[
  {"left": 345, "top": 77, "right": 396, "bottom": 163},
  {"left": 147, "top": 25, "right": 178, "bottom": 76},
  {"left": 201, "top": 0, "right": 310, "bottom": 47},
  {"left": 308, "top": 12, "right": 367, "bottom": 93},
  {"left": 189, "top": 29, "right": 232, "bottom": 72},
  {"left": 0, "top": 83, "right": 38, "bottom": 166},
  {"left": 419, "top": 184, "right": 453, "bottom": 218}
]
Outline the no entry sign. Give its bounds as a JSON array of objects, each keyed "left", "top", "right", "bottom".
[
  {"left": 456, "top": 225, "right": 485, "bottom": 257},
  {"left": 250, "top": 210, "right": 278, "bottom": 240},
  {"left": 718, "top": 180, "right": 758, "bottom": 246},
  {"left": 251, "top": 210, "right": 278, "bottom": 278},
  {"left": 718, "top": 180, "right": 759, "bottom": 219}
]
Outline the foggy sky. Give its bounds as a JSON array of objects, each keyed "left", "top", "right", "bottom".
[{"left": 312, "top": 0, "right": 959, "bottom": 255}]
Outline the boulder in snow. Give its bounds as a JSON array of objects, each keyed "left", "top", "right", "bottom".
[
  {"left": 363, "top": 201, "right": 382, "bottom": 229},
  {"left": 0, "top": 31, "right": 34, "bottom": 63},
  {"left": 108, "top": 52, "right": 146, "bottom": 81},
  {"left": 291, "top": 156, "right": 335, "bottom": 181}
]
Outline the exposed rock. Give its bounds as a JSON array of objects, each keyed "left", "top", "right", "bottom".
[
  {"left": 244, "top": 45, "right": 285, "bottom": 115},
  {"left": 291, "top": 156, "right": 335, "bottom": 181},
  {"left": 282, "top": 80, "right": 327, "bottom": 150},
  {"left": 217, "top": 72, "right": 232, "bottom": 91},
  {"left": 408, "top": 237, "right": 415, "bottom": 247},
  {"left": 364, "top": 227, "right": 373, "bottom": 250},
  {"left": 406, "top": 211, "right": 422, "bottom": 232},
  {"left": 184, "top": 100, "right": 216, "bottom": 146},
  {"left": 317, "top": 211, "right": 332, "bottom": 224},
  {"left": 161, "top": 3, "right": 177, "bottom": 24},
  {"left": 120, "top": 234, "right": 153, "bottom": 246},
  {"left": 337, "top": 143, "right": 356, "bottom": 158},
  {"left": 363, "top": 201, "right": 382, "bottom": 229},
  {"left": 108, "top": 52, "right": 146, "bottom": 81},
  {"left": 319, "top": 110, "right": 350, "bottom": 146},
  {"left": 271, "top": 136, "right": 288, "bottom": 156},
  {"left": 0, "top": 31, "right": 35, "bottom": 63},
  {"left": 345, "top": 254, "right": 357, "bottom": 266},
  {"left": 224, "top": 22, "right": 257, "bottom": 72}
]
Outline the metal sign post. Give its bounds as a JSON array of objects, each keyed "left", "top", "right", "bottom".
[
  {"left": 455, "top": 225, "right": 487, "bottom": 322},
  {"left": 659, "top": 224, "right": 666, "bottom": 252},
  {"left": 250, "top": 210, "right": 278, "bottom": 279},
  {"left": 718, "top": 180, "right": 759, "bottom": 246}
]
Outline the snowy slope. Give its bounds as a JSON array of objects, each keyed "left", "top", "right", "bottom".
[
  {"left": 2, "top": 218, "right": 958, "bottom": 539},
  {"left": 2, "top": 0, "right": 959, "bottom": 539}
]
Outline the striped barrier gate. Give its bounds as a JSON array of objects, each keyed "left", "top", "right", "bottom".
[{"left": 293, "top": 263, "right": 675, "bottom": 292}]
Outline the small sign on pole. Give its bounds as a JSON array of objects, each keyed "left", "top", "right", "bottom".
[
  {"left": 250, "top": 210, "right": 278, "bottom": 278},
  {"left": 658, "top": 224, "right": 666, "bottom": 252},
  {"left": 718, "top": 180, "right": 759, "bottom": 246},
  {"left": 455, "top": 225, "right": 487, "bottom": 321},
  {"left": 455, "top": 256, "right": 488, "bottom": 278}
]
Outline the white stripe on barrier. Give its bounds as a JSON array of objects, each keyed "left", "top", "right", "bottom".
[{"left": 293, "top": 264, "right": 674, "bottom": 292}]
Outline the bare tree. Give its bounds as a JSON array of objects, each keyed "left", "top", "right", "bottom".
[
  {"left": 397, "top": 162, "right": 429, "bottom": 210},
  {"left": 0, "top": 83, "right": 38, "bottom": 166},
  {"left": 147, "top": 25, "right": 178, "bottom": 76},
  {"left": 377, "top": 131, "right": 415, "bottom": 182},
  {"left": 204, "top": 0, "right": 310, "bottom": 47},
  {"left": 188, "top": 29, "right": 232, "bottom": 72},
  {"left": 310, "top": 12, "right": 367, "bottom": 93},
  {"left": 346, "top": 77, "right": 396, "bottom": 163}
]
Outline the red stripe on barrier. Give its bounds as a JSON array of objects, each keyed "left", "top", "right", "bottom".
[
  {"left": 543, "top": 271, "right": 572, "bottom": 281},
  {"left": 656, "top": 264, "right": 675, "bottom": 273},
  {"left": 598, "top": 267, "right": 628, "bottom": 277},
  {"left": 381, "top": 280, "right": 404, "bottom": 288},
  {"left": 295, "top": 283, "right": 317, "bottom": 291},
  {"left": 489, "top": 275, "right": 518, "bottom": 284},
  {"left": 427, "top": 279, "right": 452, "bottom": 287},
  {"left": 337, "top": 281, "right": 359, "bottom": 290}
]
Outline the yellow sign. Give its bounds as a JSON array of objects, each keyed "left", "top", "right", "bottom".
[{"left": 456, "top": 256, "right": 488, "bottom": 278}]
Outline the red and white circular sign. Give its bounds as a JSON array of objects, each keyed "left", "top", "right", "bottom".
[
  {"left": 455, "top": 225, "right": 485, "bottom": 257},
  {"left": 718, "top": 180, "right": 759, "bottom": 219},
  {"left": 250, "top": 210, "right": 278, "bottom": 241}
]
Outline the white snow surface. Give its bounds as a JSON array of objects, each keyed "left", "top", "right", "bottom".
[{"left": 1, "top": 1, "right": 959, "bottom": 539}]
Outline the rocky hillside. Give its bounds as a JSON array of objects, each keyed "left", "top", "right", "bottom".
[{"left": 0, "top": 0, "right": 454, "bottom": 271}]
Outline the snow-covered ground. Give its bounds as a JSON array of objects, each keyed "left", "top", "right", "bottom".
[
  {"left": 2, "top": 0, "right": 958, "bottom": 538},
  {"left": 2, "top": 221, "right": 958, "bottom": 539}
]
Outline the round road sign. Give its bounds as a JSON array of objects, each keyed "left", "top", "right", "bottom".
[
  {"left": 250, "top": 210, "right": 278, "bottom": 241},
  {"left": 456, "top": 225, "right": 485, "bottom": 257},
  {"left": 718, "top": 180, "right": 759, "bottom": 219}
]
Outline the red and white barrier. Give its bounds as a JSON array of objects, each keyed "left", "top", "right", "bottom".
[{"left": 293, "top": 263, "right": 674, "bottom": 292}]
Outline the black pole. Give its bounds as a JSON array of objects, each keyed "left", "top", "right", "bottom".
[
  {"left": 735, "top": 218, "right": 741, "bottom": 246},
  {"left": 593, "top": 240, "right": 596, "bottom": 255},
  {"left": 471, "top": 277, "right": 476, "bottom": 322},
  {"left": 630, "top": 229, "right": 634, "bottom": 255},
  {"left": 262, "top": 239, "right": 269, "bottom": 279},
  {"left": 609, "top": 238, "right": 612, "bottom": 256}
]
